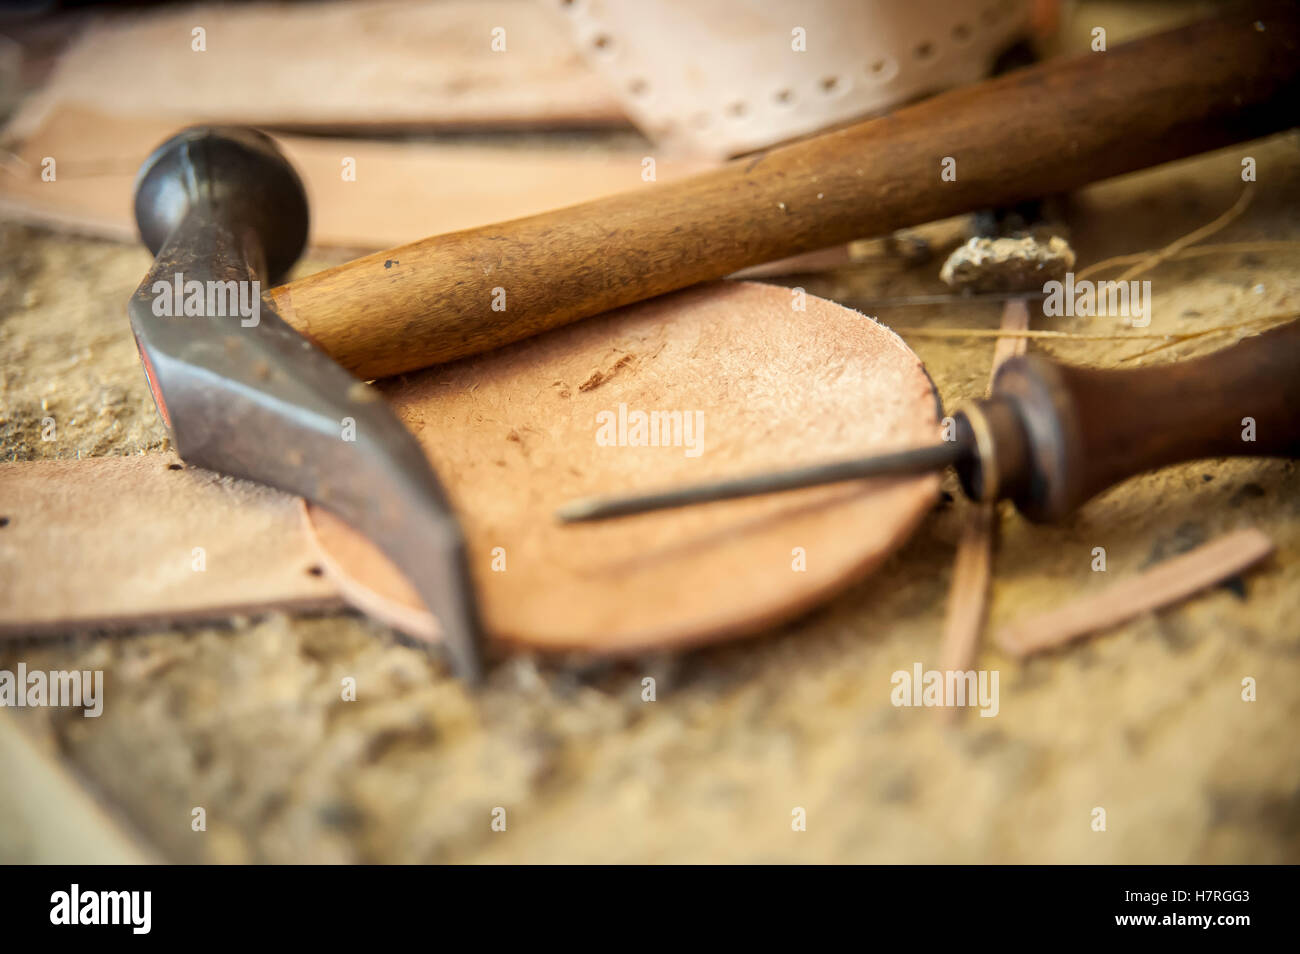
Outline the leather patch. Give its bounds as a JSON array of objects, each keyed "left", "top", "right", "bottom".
[{"left": 306, "top": 282, "right": 941, "bottom": 653}]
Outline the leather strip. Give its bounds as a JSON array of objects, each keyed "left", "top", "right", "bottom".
[{"left": 0, "top": 455, "right": 341, "bottom": 635}]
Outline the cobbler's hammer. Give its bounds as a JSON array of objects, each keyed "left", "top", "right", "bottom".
[
  {"left": 127, "top": 7, "right": 1296, "bottom": 682},
  {"left": 129, "top": 128, "right": 484, "bottom": 682}
]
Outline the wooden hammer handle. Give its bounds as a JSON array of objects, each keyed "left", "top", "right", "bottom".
[{"left": 270, "top": 6, "right": 1299, "bottom": 380}]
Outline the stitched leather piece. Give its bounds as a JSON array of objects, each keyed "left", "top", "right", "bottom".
[{"left": 554, "top": 0, "right": 1031, "bottom": 158}]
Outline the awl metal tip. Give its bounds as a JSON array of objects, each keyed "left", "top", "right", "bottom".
[
  {"left": 555, "top": 442, "right": 966, "bottom": 523},
  {"left": 554, "top": 497, "right": 610, "bottom": 523}
]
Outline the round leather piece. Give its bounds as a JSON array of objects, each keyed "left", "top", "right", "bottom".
[{"left": 304, "top": 281, "right": 941, "bottom": 654}]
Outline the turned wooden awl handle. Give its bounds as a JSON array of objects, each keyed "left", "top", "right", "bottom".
[
  {"left": 958, "top": 321, "right": 1300, "bottom": 522},
  {"left": 269, "top": 6, "right": 1299, "bottom": 380}
]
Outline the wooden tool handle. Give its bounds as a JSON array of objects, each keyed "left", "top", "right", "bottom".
[
  {"left": 270, "top": 6, "right": 1299, "bottom": 380},
  {"left": 966, "top": 321, "right": 1300, "bottom": 522}
]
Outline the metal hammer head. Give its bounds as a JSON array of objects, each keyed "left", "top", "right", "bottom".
[
  {"left": 134, "top": 126, "right": 308, "bottom": 284},
  {"left": 128, "top": 127, "right": 484, "bottom": 682}
]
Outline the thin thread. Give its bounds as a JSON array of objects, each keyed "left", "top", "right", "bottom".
[
  {"left": 895, "top": 312, "right": 1294, "bottom": 343},
  {"left": 1074, "top": 240, "right": 1299, "bottom": 282},
  {"left": 1112, "top": 186, "right": 1255, "bottom": 283}
]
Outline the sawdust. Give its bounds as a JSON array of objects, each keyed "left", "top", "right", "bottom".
[{"left": 0, "top": 225, "right": 163, "bottom": 462}]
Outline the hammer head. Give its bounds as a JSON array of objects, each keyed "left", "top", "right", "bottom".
[
  {"left": 134, "top": 126, "right": 308, "bottom": 285},
  {"left": 128, "top": 127, "right": 484, "bottom": 682}
]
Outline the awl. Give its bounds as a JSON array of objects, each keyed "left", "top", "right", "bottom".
[{"left": 558, "top": 320, "right": 1300, "bottom": 524}]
